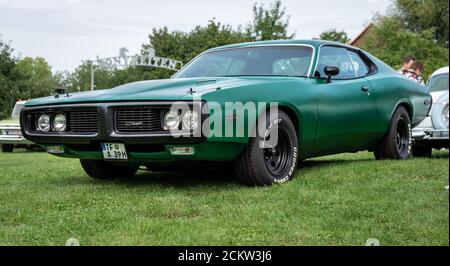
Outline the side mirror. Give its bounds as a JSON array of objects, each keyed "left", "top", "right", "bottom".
[{"left": 324, "top": 66, "right": 340, "bottom": 83}]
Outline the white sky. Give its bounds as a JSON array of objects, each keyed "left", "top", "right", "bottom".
[{"left": 0, "top": 0, "right": 392, "bottom": 72}]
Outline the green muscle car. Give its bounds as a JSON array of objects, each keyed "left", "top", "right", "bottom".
[{"left": 21, "top": 40, "right": 431, "bottom": 186}]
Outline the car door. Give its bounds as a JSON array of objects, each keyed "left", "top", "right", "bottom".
[{"left": 313, "top": 46, "right": 376, "bottom": 152}]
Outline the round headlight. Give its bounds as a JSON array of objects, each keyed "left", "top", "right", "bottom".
[
  {"left": 53, "top": 113, "right": 67, "bottom": 132},
  {"left": 163, "top": 110, "right": 180, "bottom": 130},
  {"left": 37, "top": 114, "right": 50, "bottom": 132},
  {"left": 182, "top": 110, "right": 199, "bottom": 130}
]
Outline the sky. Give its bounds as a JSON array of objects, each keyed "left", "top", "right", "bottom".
[{"left": 0, "top": 0, "right": 392, "bottom": 72}]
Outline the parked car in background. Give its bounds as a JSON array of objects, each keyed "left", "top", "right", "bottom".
[
  {"left": 20, "top": 40, "right": 431, "bottom": 186},
  {"left": 412, "top": 66, "right": 449, "bottom": 157},
  {"left": 0, "top": 101, "right": 35, "bottom": 152}
]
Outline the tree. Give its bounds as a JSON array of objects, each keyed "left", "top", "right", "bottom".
[
  {"left": 64, "top": 60, "right": 116, "bottom": 92},
  {"left": 247, "top": 0, "right": 294, "bottom": 41},
  {"left": 146, "top": 19, "right": 250, "bottom": 64},
  {"left": 360, "top": 17, "right": 449, "bottom": 79},
  {"left": 15, "top": 57, "right": 56, "bottom": 99},
  {"left": 1, "top": 39, "right": 64, "bottom": 119},
  {"left": 0, "top": 39, "right": 20, "bottom": 119},
  {"left": 63, "top": 1, "right": 296, "bottom": 91},
  {"left": 392, "top": 0, "right": 449, "bottom": 46},
  {"left": 64, "top": 19, "right": 252, "bottom": 92},
  {"left": 319, "top": 29, "right": 349, "bottom": 43}
]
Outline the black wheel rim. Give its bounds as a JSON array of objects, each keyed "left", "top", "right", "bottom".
[
  {"left": 395, "top": 117, "right": 409, "bottom": 155},
  {"left": 263, "top": 126, "right": 292, "bottom": 178}
]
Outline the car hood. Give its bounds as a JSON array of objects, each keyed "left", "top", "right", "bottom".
[{"left": 24, "top": 77, "right": 288, "bottom": 107}]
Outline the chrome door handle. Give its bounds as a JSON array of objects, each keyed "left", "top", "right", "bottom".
[{"left": 361, "top": 86, "right": 369, "bottom": 92}]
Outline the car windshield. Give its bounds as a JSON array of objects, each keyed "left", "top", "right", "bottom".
[
  {"left": 427, "top": 73, "right": 449, "bottom": 92},
  {"left": 11, "top": 102, "right": 24, "bottom": 119},
  {"left": 173, "top": 46, "right": 313, "bottom": 78}
]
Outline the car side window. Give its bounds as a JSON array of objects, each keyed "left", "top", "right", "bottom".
[
  {"left": 427, "top": 74, "right": 449, "bottom": 92},
  {"left": 315, "top": 46, "right": 356, "bottom": 79},
  {"left": 347, "top": 50, "right": 370, "bottom": 77}
]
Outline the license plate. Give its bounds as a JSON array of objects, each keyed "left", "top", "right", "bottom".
[{"left": 101, "top": 143, "right": 128, "bottom": 160}]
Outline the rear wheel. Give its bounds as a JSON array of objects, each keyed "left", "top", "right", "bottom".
[
  {"left": 234, "top": 110, "right": 299, "bottom": 186},
  {"left": 374, "top": 106, "right": 411, "bottom": 160},
  {"left": 80, "top": 159, "right": 138, "bottom": 180},
  {"left": 412, "top": 143, "right": 432, "bottom": 157},
  {"left": 2, "top": 144, "right": 14, "bottom": 153}
]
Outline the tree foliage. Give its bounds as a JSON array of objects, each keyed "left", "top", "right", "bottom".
[
  {"left": 392, "top": 0, "right": 449, "bottom": 46},
  {"left": 247, "top": 0, "right": 294, "bottom": 41},
  {"left": 358, "top": 0, "right": 449, "bottom": 80},
  {"left": 61, "top": 1, "right": 294, "bottom": 92},
  {"left": 15, "top": 57, "right": 56, "bottom": 99},
  {"left": 64, "top": 19, "right": 251, "bottom": 92},
  {"left": 0, "top": 39, "right": 57, "bottom": 119},
  {"left": 147, "top": 19, "right": 250, "bottom": 66},
  {"left": 0, "top": 40, "right": 18, "bottom": 119},
  {"left": 319, "top": 29, "right": 349, "bottom": 43},
  {"left": 360, "top": 17, "right": 449, "bottom": 79}
]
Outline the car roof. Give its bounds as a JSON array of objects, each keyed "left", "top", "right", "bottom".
[
  {"left": 430, "top": 66, "right": 449, "bottom": 78},
  {"left": 206, "top": 39, "right": 357, "bottom": 52}
]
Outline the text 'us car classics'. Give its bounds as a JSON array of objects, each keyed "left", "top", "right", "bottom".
[{"left": 21, "top": 40, "right": 431, "bottom": 186}]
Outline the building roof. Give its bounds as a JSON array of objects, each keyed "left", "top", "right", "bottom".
[{"left": 348, "top": 23, "right": 374, "bottom": 46}]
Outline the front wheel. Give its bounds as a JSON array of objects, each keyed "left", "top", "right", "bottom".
[
  {"left": 80, "top": 159, "right": 138, "bottom": 180},
  {"left": 374, "top": 106, "right": 411, "bottom": 160},
  {"left": 234, "top": 110, "right": 299, "bottom": 186}
]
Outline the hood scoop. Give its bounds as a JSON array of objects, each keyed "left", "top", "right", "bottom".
[{"left": 195, "top": 79, "right": 217, "bottom": 85}]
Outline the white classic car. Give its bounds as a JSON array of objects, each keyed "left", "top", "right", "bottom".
[
  {"left": 412, "top": 66, "right": 449, "bottom": 157},
  {"left": 0, "top": 101, "right": 34, "bottom": 152}
]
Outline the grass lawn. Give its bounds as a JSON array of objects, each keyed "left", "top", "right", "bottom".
[{"left": 0, "top": 149, "right": 448, "bottom": 246}]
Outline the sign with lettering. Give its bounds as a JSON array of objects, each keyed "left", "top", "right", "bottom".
[{"left": 95, "top": 47, "right": 183, "bottom": 71}]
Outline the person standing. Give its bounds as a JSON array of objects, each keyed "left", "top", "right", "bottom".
[
  {"left": 398, "top": 55, "right": 416, "bottom": 74},
  {"left": 408, "top": 61, "right": 425, "bottom": 84}
]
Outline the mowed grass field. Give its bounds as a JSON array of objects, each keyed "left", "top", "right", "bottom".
[{"left": 0, "top": 149, "right": 448, "bottom": 246}]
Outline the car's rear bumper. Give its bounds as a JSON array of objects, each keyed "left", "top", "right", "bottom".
[
  {"left": 412, "top": 128, "right": 449, "bottom": 149},
  {"left": 412, "top": 128, "right": 449, "bottom": 140}
]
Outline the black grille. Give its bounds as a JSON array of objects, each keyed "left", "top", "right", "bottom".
[
  {"left": 69, "top": 110, "right": 99, "bottom": 133},
  {"left": 115, "top": 108, "right": 162, "bottom": 133}
]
